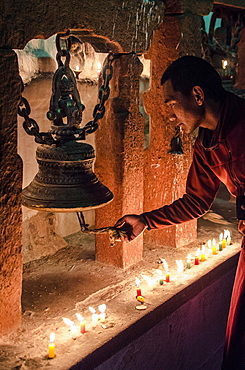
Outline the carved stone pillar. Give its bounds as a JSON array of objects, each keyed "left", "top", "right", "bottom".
[
  {"left": 143, "top": 13, "right": 204, "bottom": 249},
  {"left": 0, "top": 49, "right": 23, "bottom": 335},
  {"left": 95, "top": 55, "right": 144, "bottom": 268}
]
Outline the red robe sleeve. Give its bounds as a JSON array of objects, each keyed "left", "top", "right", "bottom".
[{"left": 142, "top": 141, "right": 221, "bottom": 229}]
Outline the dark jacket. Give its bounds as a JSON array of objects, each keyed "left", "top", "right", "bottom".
[{"left": 142, "top": 91, "right": 245, "bottom": 245}]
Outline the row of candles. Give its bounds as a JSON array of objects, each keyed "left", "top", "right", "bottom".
[
  {"left": 48, "top": 229, "right": 232, "bottom": 359},
  {"left": 135, "top": 229, "right": 232, "bottom": 294},
  {"left": 48, "top": 304, "right": 107, "bottom": 358}
]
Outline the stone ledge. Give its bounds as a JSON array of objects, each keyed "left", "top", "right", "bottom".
[{"left": 71, "top": 249, "right": 239, "bottom": 369}]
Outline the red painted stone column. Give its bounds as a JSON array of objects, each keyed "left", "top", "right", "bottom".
[
  {"left": 143, "top": 14, "right": 203, "bottom": 249},
  {"left": 95, "top": 54, "right": 144, "bottom": 268},
  {"left": 0, "top": 49, "right": 23, "bottom": 336}
]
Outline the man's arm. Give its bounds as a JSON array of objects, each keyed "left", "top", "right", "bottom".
[{"left": 115, "top": 143, "right": 221, "bottom": 242}]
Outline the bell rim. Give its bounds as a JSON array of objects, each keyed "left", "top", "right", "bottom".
[{"left": 21, "top": 196, "right": 114, "bottom": 212}]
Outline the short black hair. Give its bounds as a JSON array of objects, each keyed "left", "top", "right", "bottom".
[{"left": 161, "top": 56, "right": 226, "bottom": 102}]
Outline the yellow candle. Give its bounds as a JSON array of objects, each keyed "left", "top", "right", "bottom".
[
  {"left": 200, "top": 253, "right": 206, "bottom": 262},
  {"left": 48, "top": 333, "right": 55, "bottom": 359},
  {"left": 212, "top": 246, "right": 217, "bottom": 255},
  {"left": 199, "top": 244, "right": 205, "bottom": 262},
  {"left": 89, "top": 307, "right": 98, "bottom": 328},
  {"left": 98, "top": 304, "right": 106, "bottom": 323},
  {"left": 224, "top": 229, "right": 231, "bottom": 246},
  {"left": 76, "top": 313, "right": 86, "bottom": 334}
]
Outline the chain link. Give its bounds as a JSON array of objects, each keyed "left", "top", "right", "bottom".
[
  {"left": 82, "top": 51, "right": 136, "bottom": 136},
  {"left": 18, "top": 95, "right": 55, "bottom": 144}
]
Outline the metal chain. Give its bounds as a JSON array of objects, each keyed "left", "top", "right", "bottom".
[
  {"left": 17, "top": 29, "right": 137, "bottom": 144},
  {"left": 18, "top": 80, "right": 56, "bottom": 145},
  {"left": 82, "top": 51, "right": 136, "bottom": 136}
]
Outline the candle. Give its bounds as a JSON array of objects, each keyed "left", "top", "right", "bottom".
[
  {"left": 160, "top": 258, "right": 170, "bottom": 282},
  {"left": 222, "top": 59, "right": 228, "bottom": 69},
  {"left": 73, "top": 65, "right": 82, "bottom": 79},
  {"left": 212, "top": 239, "right": 217, "bottom": 255},
  {"left": 89, "top": 307, "right": 98, "bottom": 328},
  {"left": 176, "top": 260, "right": 184, "bottom": 273},
  {"left": 207, "top": 239, "right": 212, "bottom": 257},
  {"left": 98, "top": 304, "right": 106, "bottom": 322},
  {"left": 200, "top": 244, "right": 206, "bottom": 262},
  {"left": 224, "top": 229, "right": 231, "bottom": 246},
  {"left": 219, "top": 233, "right": 223, "bottom": 251},
  {"left": 194, "top": 256, "right": 199, "bottom": 265},
  {"left": 48, "top": 333, "right": 55, "bottom": 359},
  {"left": 76, "top": 313, "right": 86, "bottom": 334},
  {"left": 156, "top": 269, "right": 164, "bottom": 284},
  {"left": 186, "top": 254, "right": 191, "bottom": 269},
  {"left": 63, "top": 318, "right": 77, "bottom": 338},
  {"left": 194, "top": 248, "right": 200, "bottom": 265},
  {"left": 135, "top": 277, "right": 141, "bottom": 297}
]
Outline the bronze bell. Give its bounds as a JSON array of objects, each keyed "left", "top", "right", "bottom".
[
  {"left": 21, "top": 33, "right": 113, "bottom": 212},
  {"left": 22, "top": 140, "right": 113, "bottom": 211}
]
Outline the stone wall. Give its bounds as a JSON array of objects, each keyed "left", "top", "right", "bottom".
[{"left": 0, "top": 49, "right": 23, "bottom": 335}]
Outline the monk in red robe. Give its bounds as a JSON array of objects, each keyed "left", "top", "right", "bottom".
[{"left": 115, "top": 56, "right": 245, "bottom": 370}]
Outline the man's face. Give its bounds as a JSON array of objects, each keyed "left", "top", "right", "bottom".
[{"left": 163, "top": 79, "right": 205, "bottom": 134}]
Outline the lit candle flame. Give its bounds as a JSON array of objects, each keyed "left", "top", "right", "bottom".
[
  {"left": 156, "top": 269, "right": 163, "bottom": 277},
  {"left": 141, "top": 274, "right": 155, "bottom": 288},
  {"left": 222, "top": 60, "right": 228, "bottom": 69},
  {"left": 89, "top": 306, "right": 96, "bottom": 314},
  {"left": 224, "top": 229, "right": 230, "bottom": 239},
  {"left": 224, "top": 229, "right": 231, "bottom": 245},
  {"left": 135, "top": 277, "right": 140, "bottom": 287},
  {"left": 160, "top": 258, "right": 169, "bottom": 272},
  {"left": 176, "top": 260, "right": 184, "bottom": 273},
  {"left": 75, "top": 65, "right": 80, "bottom": 71},
  {"left": 63, "top": 317, "right": 75, "bottom": 327},
  {"left": 98, "top": 304, "right": 106, "bottom": 313},
  {"left": 207, "top": 239, "right": 212, "bottom": 249},
  {"left": 75, "top": 313, "right": 84, "bottom": 322},
  {"left": 50, "top": 333, "right": 55, "bottom": 343}
]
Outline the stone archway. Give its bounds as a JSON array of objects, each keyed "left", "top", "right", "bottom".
[{"left": 0, "top": 0, "right": 164, "bottom": 336}]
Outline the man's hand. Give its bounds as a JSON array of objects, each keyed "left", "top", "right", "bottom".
[{"left": 114, "top": 214, "right": 148, "bottom": 242}]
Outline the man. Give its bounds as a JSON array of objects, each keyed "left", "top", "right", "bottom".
[{"left": 114, "top": 56, "right": 245, "bottom": 370}]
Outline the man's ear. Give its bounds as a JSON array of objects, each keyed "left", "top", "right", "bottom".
[{"left": 192, "top": 86, "right": 204, "bottom": 106}]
